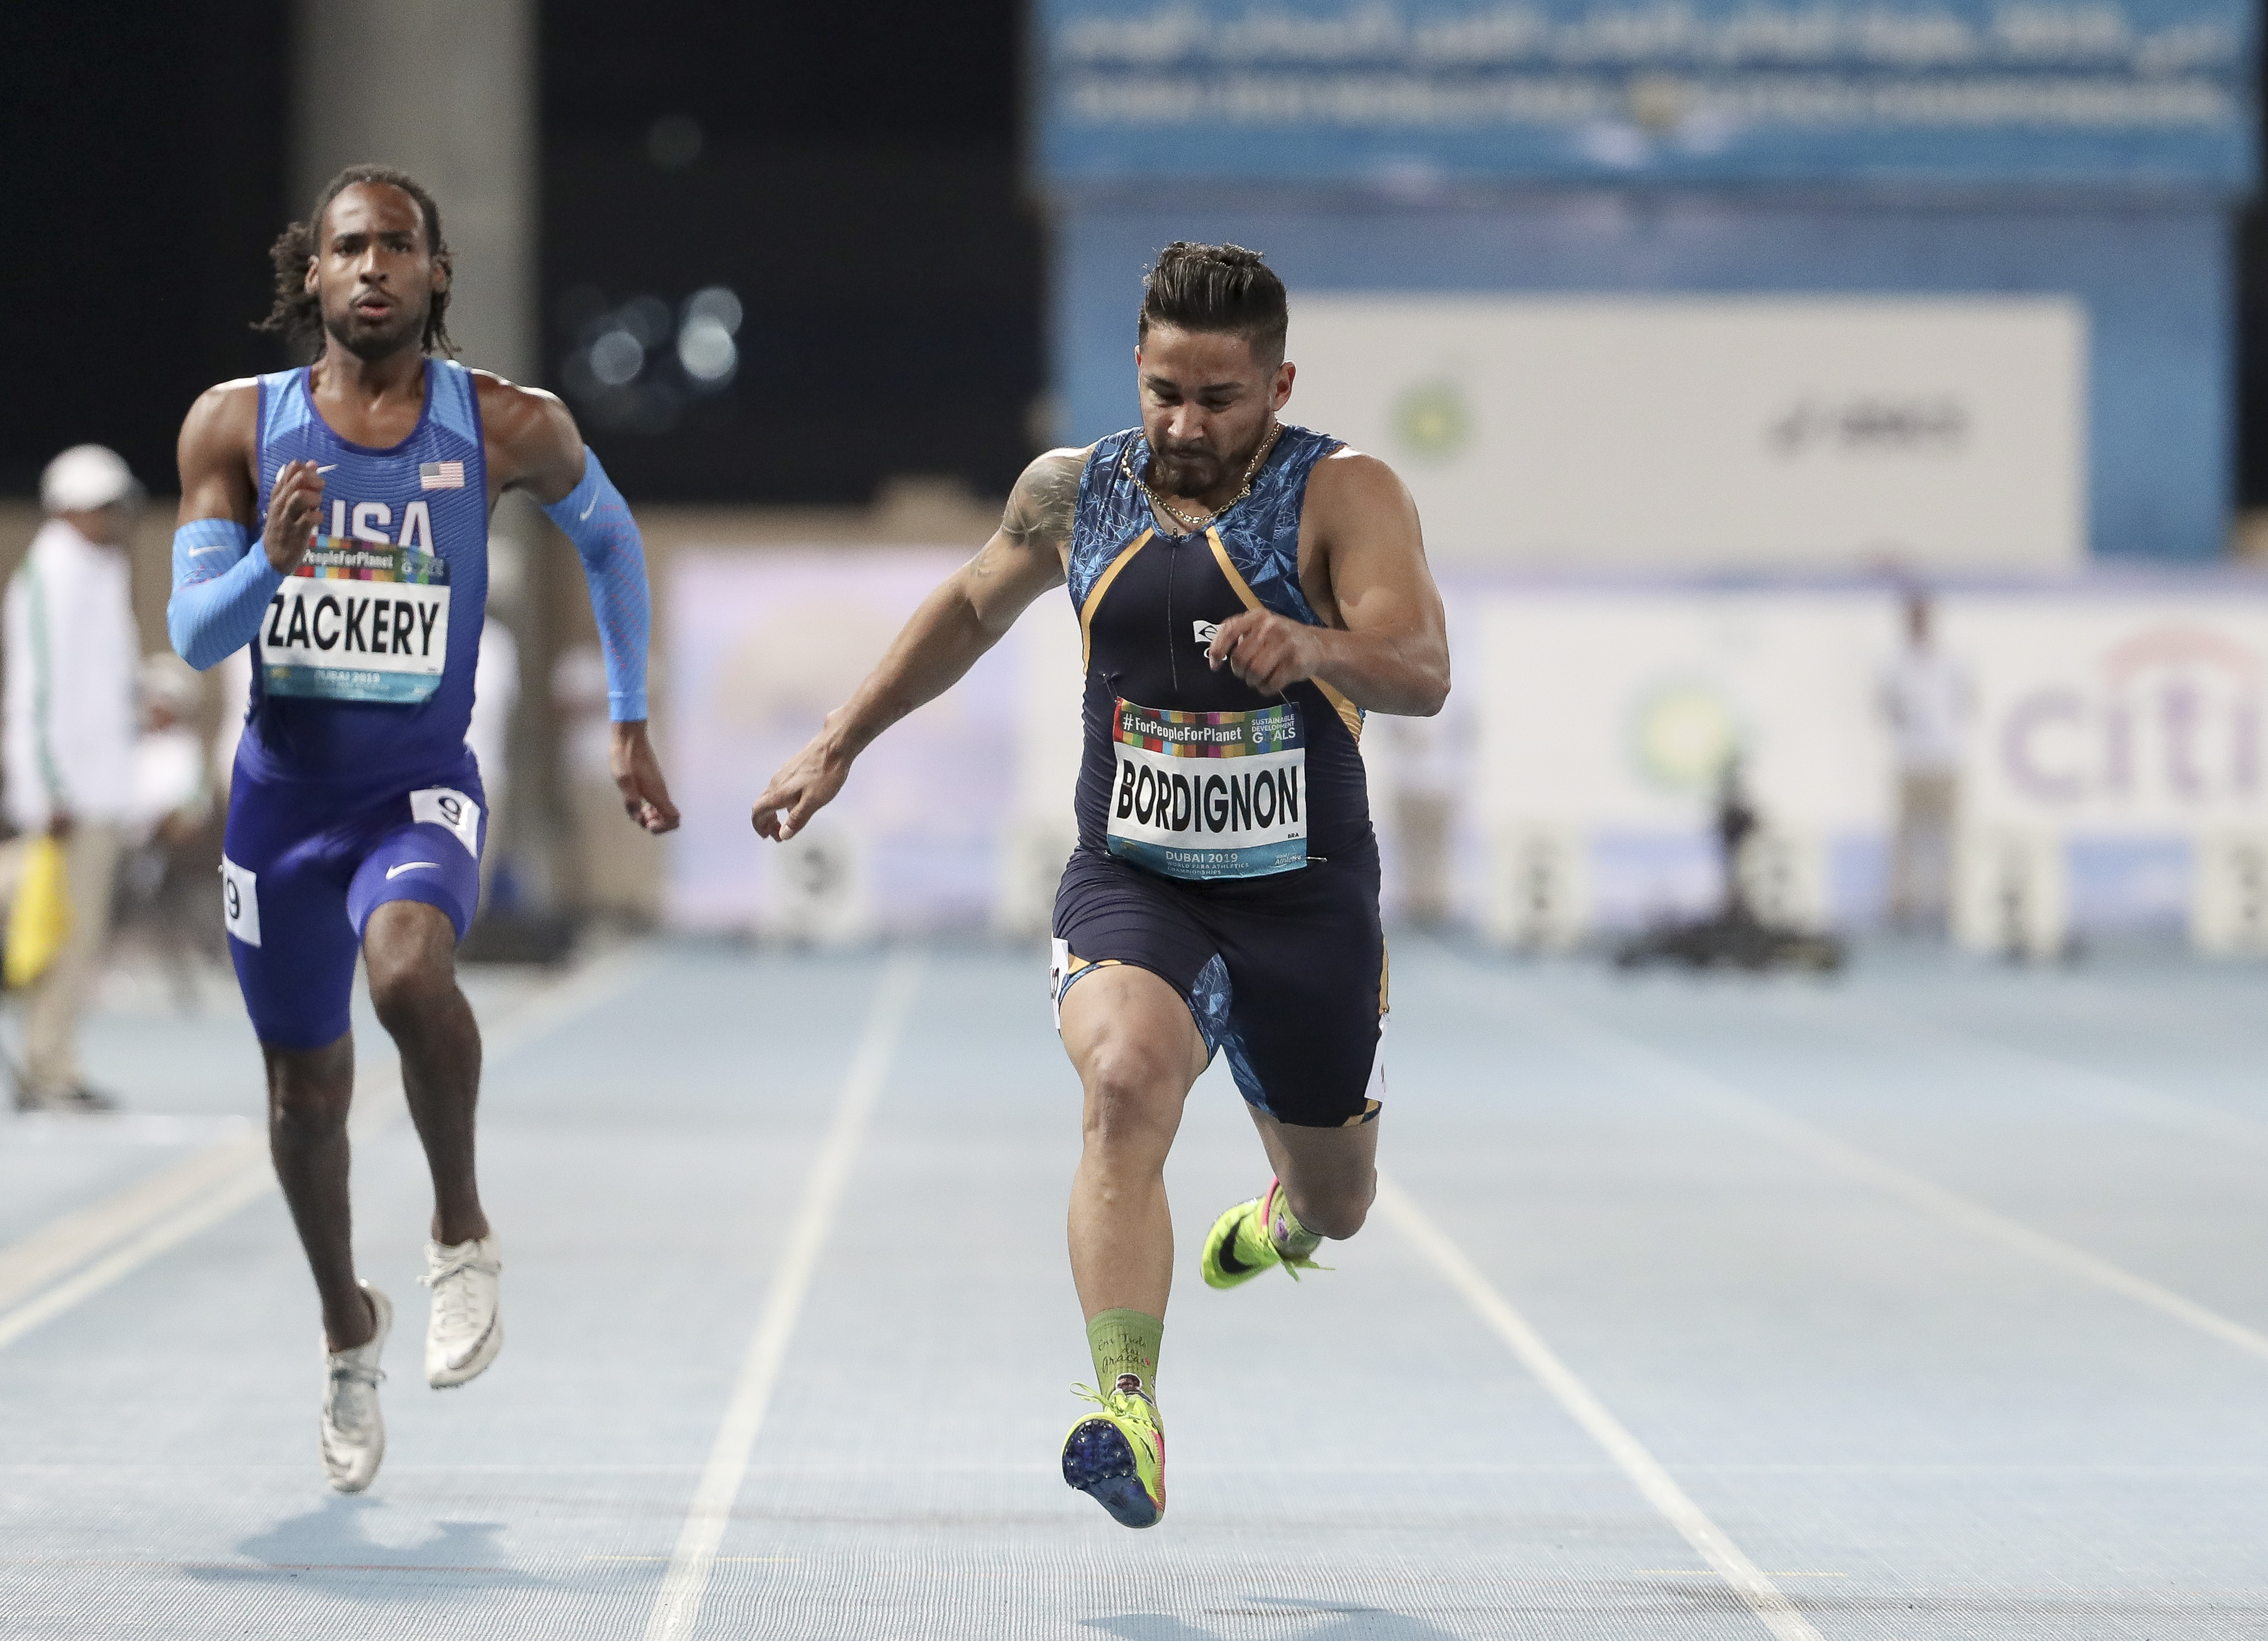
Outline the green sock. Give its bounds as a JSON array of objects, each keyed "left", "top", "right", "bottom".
[
  {"left": 1270, "top": 1190, "right": 1323, "bottom": 1261},
  {"left": 1086, "top": 1308, "right": 1162, "bottom": 1397}
]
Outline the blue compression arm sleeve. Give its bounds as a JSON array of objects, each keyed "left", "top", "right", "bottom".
[
  {"left": 542, "top": 449, "right": 651, "bottom": 721},
  {"left": 168, "top": 519, "right": 284, "bottom": 671}
]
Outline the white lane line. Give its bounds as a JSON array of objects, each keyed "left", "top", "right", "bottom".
[
  {"left": 641, "top": 949, "right": 925, "bottom": 1641},
  {"left": 0, "top": 945, "right": 654, "bottom": 1356},
  {"left": 0, "top": 1132, "right": 267, "bottom": 1310},
  {"left": 1446, "top": 965, "right": 2268, "bottom": 1368},
  {"left": 1377, "top": 1175, "right": 1825, "bottom": 1641}
]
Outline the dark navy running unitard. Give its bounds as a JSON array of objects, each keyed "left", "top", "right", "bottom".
[{"left": 1049, "top": 424, "right": 1386, "bottom": 1127}]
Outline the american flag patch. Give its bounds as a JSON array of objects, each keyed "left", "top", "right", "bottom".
[{"left": 420, "top": 461, "right": 465, "bottom": 490}]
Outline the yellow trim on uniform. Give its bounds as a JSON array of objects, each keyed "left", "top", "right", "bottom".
[
  {"left": 1204, "top": 528, "right": 1364, "bottom": 745},
  {"left": 1054, "top": 952, "right": 1123, "bottom": 1005},
  {"left": 1080, "top": 530, "right": 1153, "bottom": 673},
  {"left": 1313, "top": 679, "right": 1364, "bottom": 746}
]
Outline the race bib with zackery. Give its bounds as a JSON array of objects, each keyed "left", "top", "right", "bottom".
[
  {"left": 1105, "top": 698, "right": 1306, "bottom": 880},
  {"left": 260, "top": 538, "right": 450, "bottom": 705}
]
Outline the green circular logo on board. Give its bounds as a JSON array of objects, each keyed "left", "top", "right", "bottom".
[
  {"left": 1390, "top": 378, "right": 1472, "bottom": 463},
  {"left": 1630, "top": 682, "right": 1740, "bottom": 793}
]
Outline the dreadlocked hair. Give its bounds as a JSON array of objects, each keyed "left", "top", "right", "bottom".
[{"left": 256, "top": 164, "right": 455, "bottom": 360}]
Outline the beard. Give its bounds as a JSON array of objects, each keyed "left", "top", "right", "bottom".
[
  {"left": 323, "top": 299, "right": 425, "bottom": 362},
  {"left": 1149, "top": 420, "right": 1271, "bottom": 500}
]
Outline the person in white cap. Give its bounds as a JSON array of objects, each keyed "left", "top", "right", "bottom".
[{"left": 3, "top": 444, "right": 145, "bottom": 1112}]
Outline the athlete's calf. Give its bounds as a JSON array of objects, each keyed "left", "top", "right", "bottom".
[{"left": 364, "top": 900, "right": 488, "bottom": 1250}]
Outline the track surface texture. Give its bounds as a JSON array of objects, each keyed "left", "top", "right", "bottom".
[{"left": 2, "top": 937, "right": 2265, "bottom": 1639}]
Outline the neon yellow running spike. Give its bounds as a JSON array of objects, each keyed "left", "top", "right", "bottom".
[
  {"left": 1201, "top": 1177, "right": 1330, "bottom": 1290},
  {"left": 1061, "top": 1375, "right": 1166, "bottom": 1528}
]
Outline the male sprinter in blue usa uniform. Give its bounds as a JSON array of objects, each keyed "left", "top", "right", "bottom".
[
  {"left": 753, "top": 243, "right": 1449, "bottom": 1528},
  {"left": 171, "top": 167, "right": 677, "bottom": 1492}
]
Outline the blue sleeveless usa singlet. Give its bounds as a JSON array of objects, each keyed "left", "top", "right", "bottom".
[{"left": 245, "top": 359, "right": 489, "bottom": 783}]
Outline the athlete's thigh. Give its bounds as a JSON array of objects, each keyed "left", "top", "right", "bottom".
[
  {"left": 1058, "top": 962, "right": 1210, "bottom": 1108},
  {"left": 1051, "top": 849, "right": 1217, "bottom": 1106},
  {"left": 1205, "top": 853, "right": 1386, "bottom": 1129},
  {"left": 221, "top": 777, "right": 362, "bottom": 1051},
  {"left": 344, "top": 774, "right": 485, "bottom": 942}
]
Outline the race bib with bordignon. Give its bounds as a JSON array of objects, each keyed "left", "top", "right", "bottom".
[
  {"left": 260, "top": 536, "right": 450, "bottom": 704},
  {"left": 1105, "top": 697, "right": 1306, "bottom": 880}
]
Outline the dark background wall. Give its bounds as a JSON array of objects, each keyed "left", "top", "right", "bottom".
[
  {"left": 0, "top": 1, "right": 1038, "bottom": 508},
  {"left": 538, "top": 2, "right": 1042, "bottom": 504},
  {"left": 5, "top": 2, "right": 2263, "bottom": 526},
  {"left": 0, "top": 2, "right": 295, "bottom": 497}
]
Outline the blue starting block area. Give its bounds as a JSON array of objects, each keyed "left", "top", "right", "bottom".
[{"left": 2, "top": 938, "right": 2266, "bottom": 1638}]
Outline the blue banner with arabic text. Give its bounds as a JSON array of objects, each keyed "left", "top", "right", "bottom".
[{"left": 1035, "top": 0, "right": 2256, "bottom": 189}]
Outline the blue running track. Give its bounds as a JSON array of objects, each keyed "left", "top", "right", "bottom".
[{"left": 2, "top": 939, "right": 2265, "bottom": 1638}]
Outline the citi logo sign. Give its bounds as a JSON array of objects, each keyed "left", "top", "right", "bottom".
[{"left": 2001, "top": 625, "right": 2261, "bottom": 805}]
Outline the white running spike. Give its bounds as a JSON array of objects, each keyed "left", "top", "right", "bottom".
[{"left": 421, "top": 1236, "right": 503, "bottom": 1389}]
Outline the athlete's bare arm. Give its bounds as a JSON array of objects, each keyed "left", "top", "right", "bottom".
[
  {"left": 473, "top": 372, "right": 587, "bottom": 506},
  {"left": 1204, "top": 448, "right": 1449, "bottom": 716},
  {"left": 751, "top": 446, "right": 1086, "bottom": 841},
  {"left": 177, "top": 381, "right": 331, "bottom": 576},
  {"left": 470, "top": 371, "right": 679, "bottom": 834}
]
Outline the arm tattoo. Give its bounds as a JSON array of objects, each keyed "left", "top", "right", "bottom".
[{"left": 1000, "top": 451, "right": 1083, "bottom": 553}]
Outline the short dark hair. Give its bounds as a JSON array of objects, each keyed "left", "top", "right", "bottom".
[
  {"left": 256, "top": 165, "right": 455, "bottom": 360},
  {"left": 1137, "top": 242, "right": 1288, "bottom": 369}
]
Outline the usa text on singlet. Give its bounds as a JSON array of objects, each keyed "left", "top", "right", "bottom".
[
  {"left": 260, "top": 537, "right": 449, "bottom": 704},
  {"left": 1106, "top": 699, "right": 1305, "bottom": 879}
]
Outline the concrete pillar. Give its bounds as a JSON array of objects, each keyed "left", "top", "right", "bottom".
[{"left": 291, "top": 0, "right": 536, "bottom": 383}]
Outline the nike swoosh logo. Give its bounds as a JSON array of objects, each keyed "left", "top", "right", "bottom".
[
  {"left": 1214, "top": 1221, "right": 1253, "bottom": 1276},
  {"left": 188, "top": 546, "right": 234, "bottom": 557},
  {"left": 386, "top": 861, "right": 441, "bottom": 879},
  {"left": 579, "top": 494, "right": 598, "bottom": 521},
  {"left": 316, "top": 464, "right": 337, "bottom": 474}
]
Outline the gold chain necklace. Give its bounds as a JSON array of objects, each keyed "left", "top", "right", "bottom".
[{"left": 1125, "top": 421, "right": 1283, "bottom": 534}]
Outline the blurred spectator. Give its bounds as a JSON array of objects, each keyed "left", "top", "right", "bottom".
[
  {"left": 3, "top": 446, "right": 143, "bottom": 1111},
  {"left": 119, "top": 654, "right": 224, "bottom": 1010},
  {"left": 1879, "top": 590, "right": 1973, "bottom": 932},
  {"left": 130, "top": 654, "right": 211, "bottom": 845}
]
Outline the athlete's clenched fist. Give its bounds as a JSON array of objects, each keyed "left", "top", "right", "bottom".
[
  {"left": 262, "top": 458, "right": 324, "bottom": 574},
  {"left": 751, "top": 734, "right": 853, "bottom": 843},
  {"left": 1204, "top": 607, "right": 1322, "bottom": 696}
]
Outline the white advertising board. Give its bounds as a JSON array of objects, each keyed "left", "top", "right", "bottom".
[
  {"left": 1478, "top": 590, "right": 1897, "bottom": 834},
  {"left": 666, "top": 548, "right": 1050, "bottom": 936},
  {"left": 1471, "top": 579, "right": 2268, "bottom": 933},
  {"left": 1285, "top": 295, "right": 2086, "bottom": 572},
  {"left": 663, "top": 545, "right": 2268, "bottom": 939},
  {"left": 1948, "top": 594, "right": 2268, "bottom": 835},
  {"left": 1474, "top": 587, "right": 1901, "bottom": 926}
]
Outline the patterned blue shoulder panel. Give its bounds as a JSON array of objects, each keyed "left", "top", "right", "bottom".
[
  {"left": 1216, "top": 424, "right": 1338, "bottom": 627},
  {"left": 1067, "top": 429, "right": 1150, "bottom": 608},
  {"left": 1065, "top": 424, "right": 1341, "bottom": 623}
]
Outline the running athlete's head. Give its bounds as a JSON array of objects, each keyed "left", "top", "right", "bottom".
[
  {"left": 1135, "top": 243, "right": 1295, "bottom": 500},
  {"left": 257, "top": 166, "right": 455, "bottom": 363}
]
